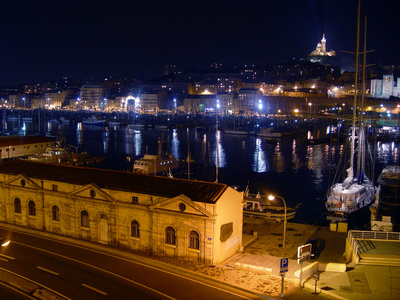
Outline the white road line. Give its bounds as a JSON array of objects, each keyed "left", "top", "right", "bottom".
[
  {"left": 36, "top": 266, "right": 59, "bottom": 276},
  {"left": 0, "top": 253, "right": 15, "bottom": 260},
  {"left": 0, "top": 257, "right": 8, "bottom": 262},
  {"left": 0, "top": 280, "right": 37, "bottom": 299},
  {"left": 81, "top": 283, "right": 107, "bottom": 295},
  {"left": 0, "top": 266, "right": 72, "bottom": 300},
  {"left": 13, "top": 242, "right": 177, "bottom": 300}
]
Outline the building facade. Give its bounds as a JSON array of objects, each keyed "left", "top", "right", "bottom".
[
  {"left": 0, "top": 160, "right": 243, "bottom": 264},
  {"left": 0, "top": 136, "right": 54, "bottom": 160},
  {"left": 370, "top": 75, "right": 400, "bottom": 99}
]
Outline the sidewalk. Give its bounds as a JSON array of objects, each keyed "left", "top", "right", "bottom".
[
  {"left": 1, "top": 220, "right": 399, "bottom": 299},
  {"left": 156, "top": 217, "right": 400, "bottom": 299}
]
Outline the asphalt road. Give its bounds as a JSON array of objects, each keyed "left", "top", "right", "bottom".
[{"left": 0, "top": 228, "right": 257, "bottom": 300}]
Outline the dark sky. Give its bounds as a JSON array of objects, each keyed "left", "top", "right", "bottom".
[{"left": 0, "top": 0, "right": 399, "bottom": 86}]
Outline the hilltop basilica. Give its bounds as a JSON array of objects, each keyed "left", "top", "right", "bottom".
[{"left": 310, "top": 34, "right": 336, "bottom": 57}]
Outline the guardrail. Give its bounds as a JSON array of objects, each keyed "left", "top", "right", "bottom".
[{"left": 348, "top": 230, "right": 400, "bottom": 255}]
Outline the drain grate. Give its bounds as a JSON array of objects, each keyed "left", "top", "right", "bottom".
[{"left": 348, "top": 272, "right": 371, "bottom": 294}]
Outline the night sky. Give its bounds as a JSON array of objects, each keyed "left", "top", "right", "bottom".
[{"left": 0, "top": 0, "right": 399, "bottom": 86}]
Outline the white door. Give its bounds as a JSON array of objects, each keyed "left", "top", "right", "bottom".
[{"left": 99, "top": 216, "right": 108, "bottom": 243}]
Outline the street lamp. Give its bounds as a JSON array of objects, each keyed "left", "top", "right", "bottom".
[
  {"left": 268, "top": 194, "right": 287, "bottom": 299},
  {"left": 268, "top": 194, "right": 287, "bottom": 257}
]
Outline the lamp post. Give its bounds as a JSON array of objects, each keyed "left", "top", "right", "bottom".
[
  {"left": 268, "top": 194, "right": 287, "bottom": 299},
  {"left": 268, "top": 194, "right": 287, "bottom": 257}
]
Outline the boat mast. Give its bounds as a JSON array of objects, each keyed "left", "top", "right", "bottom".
[
  {"left": 358, "top": 15, "right": 368, "bottom": 180},
  {"left": 215, "top": 103, "right": 219, "bottom": 183},
  {"left": 349, "top": 0, "right": 361, "bottom": 181}
]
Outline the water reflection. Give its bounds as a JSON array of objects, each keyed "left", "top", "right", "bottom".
[
  {"left": 272, "top": 142, "right": 285, "bottom": 173},
  {"left": 292, "top": 139, "right": 301, "bottom": 172},
  {"left": 252, "top": 138, "right": 268, "bottom": 173},
  {"left": 171, "top": 129, "right": 180, "bottom": 159},
  {"left": 214, "top": 130, "right": 226, "bottom": 168},
  {"left": 133, "top": 131, "right": 142, "bottom": 156}
]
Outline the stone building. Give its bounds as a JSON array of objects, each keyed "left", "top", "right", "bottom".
[{"left": 0, "top": 160, "right": 243, "bottom": 264}]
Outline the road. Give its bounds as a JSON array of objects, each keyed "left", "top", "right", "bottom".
[{"left": 0, "top": 228, "right": 258, "bottom": 299}]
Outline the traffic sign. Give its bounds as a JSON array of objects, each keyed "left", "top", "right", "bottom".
[
  {"left": 298, "top": 243, "right": 312, "bottom": 259},
  {"left": 280, "top": 258, "right": 288, "bottom": 273}
]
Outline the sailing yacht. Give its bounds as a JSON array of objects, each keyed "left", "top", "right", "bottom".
[{"left": 325, "top": 3, "right": 377, "bottom": 223}]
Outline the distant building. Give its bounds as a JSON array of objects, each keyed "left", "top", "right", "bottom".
[
  {"left": 79, "top": 84, "right": 108, "bottom": 110},
  {"left": 0, "top": 160, "right": 243, "bottom": 265},
  {"left": 370, "top": 75, "right": 400, "bottom": 99},
  {"left": 310, "top": 34, "right": 336, "bottom": 57},
  {"left": 139, "top": 92, "right": 159, "bottom": 114},
  {"left": 183, "top": 94, "right": 217, "bottom": 113},
  {"left": 237, "top": 88, "right": 263, "bottom": 115}
]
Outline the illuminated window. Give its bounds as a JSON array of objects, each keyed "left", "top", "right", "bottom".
[
  {"left": 189, "top": 230, "right": 200, "bottom": 250},
  {"left": 165, "top": 226, "right": 176, "bottom": 245},
  {"left": 131, "top": 220, "right": 140, "bottom": 237},
  {"left": 14, "top": 198, "right": 21, "bottom": 213},
  {"left": 28, "top": 200, "right": 36, "bottom": 216},
  {"left": 52, "top": 205, "right": 59, "bottom": 221},
  {"left": 81, "top": 210, "right": 89, "bottom": 227}
]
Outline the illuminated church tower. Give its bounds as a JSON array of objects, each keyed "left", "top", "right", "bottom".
[{"left": 310, "top": 34, "right": 335, "bottom": 57}]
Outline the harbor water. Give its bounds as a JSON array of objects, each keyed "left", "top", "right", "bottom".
[{"left": 3, "top": 116, "right": 400, "bottom": 228}]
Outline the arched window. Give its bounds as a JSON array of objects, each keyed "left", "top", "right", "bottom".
[
  {"left": 165, "top": 226, "right": 176, "bottom": 245},
  {"left": 28, "top": 201, "right": 36, "bottom": 216},
  {"left": 52, "top": 205, "right": 59, "bottom": 221},
  {"left": 14, "top": 198, "right": 21, "bottom": 213},
  {"left": 81, "top": 210, "right": 89, "bottom": 227},
  {"left": 189, "top": 230, "right": 200, "bottom": 250},
  {"left": 131, "top": 220, "right": 140, "bottom": 238}
]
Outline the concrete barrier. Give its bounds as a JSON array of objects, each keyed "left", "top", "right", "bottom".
[
  {"left": 318, "top": 262, "right": 346, "bottom": 272},
  {"left": 234, "top": 262, "right": 272, "bottom": 275},
  {"left": 294, "top": 261, "right": 318, "bottom": 279}
]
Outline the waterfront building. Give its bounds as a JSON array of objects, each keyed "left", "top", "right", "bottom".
[
  {"left": 183, "top": 94, "right": 217, "bottom": 113},
  {"left": 370, "top": 75, "right": 400, "bottom": 99},
  {"left": 237, "top": 88, "right": 263, "bottom": 115},
  {"left": 0, "top": 160, "right": 243, "bottom": 264},
  {"left": 79, "top": 84, "right": 109, "bottom": 110},
  {"left": 139, "top": 92, "right": 159, "bottom": 114},
  {"left": 0, "top": 136, "right": 54, "bottom": 160}
]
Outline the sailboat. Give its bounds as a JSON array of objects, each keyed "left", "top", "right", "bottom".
[{"left": 325, "top": 2, "right": 377, "bottom": 223}]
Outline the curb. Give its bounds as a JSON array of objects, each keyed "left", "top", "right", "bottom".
[{"left": 0, "top": 222, "right": 268, "bottom": 298}]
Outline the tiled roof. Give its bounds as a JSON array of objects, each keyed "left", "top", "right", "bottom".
[
  {"left": 0, "top": 135, "right": 54, "bottom": 147},
  {"left": 0, "top": 160, "right": 227, "bottom": 204}
]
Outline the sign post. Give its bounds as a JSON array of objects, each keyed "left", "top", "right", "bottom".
[
  {"left": 297, "top": 244, "right": 312, "bottom": 288},
  {"left": 312, "top": 271, "right": 320, "bottom": 294},
  {"left": 280, "top": 258, "right": 288, "bottom": 298}
]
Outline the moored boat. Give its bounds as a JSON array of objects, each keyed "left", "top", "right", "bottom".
[
  {"left": 325, "top": 10, "right": 377, "bottom": 223},
  {"left": 243, "top": 189, "right": 299, "bottom": 221},
  {"left": 133, "top": 136, "right": 180, "bottom": 175},
  {"left": 82, "top": 116, "right": 106, "bottom": 126}
]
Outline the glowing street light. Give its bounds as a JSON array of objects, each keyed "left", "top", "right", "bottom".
[
  {"left": 269, "top": 194, "right": 288, "bottom": 299},
  {"left": 267, "top": 194, "right": 287, "bottom": 257}
]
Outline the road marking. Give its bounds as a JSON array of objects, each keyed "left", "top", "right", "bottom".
[
  {"left": 81, "top": 283, "right": 107, "bottom": 295},
  {"left": 13, "top": 241, "right": 177, "bottom": 300},
  {"left": 0, "top": 253, "right": 15, "bottom": 260},
  {"left": 37, "top": 266, "right": 59, "bottom": 276},
  {"left": 0, "top": 257, "right": 8, "bottom": 262},
  {"left": 13, "top": 237, "right": 251, "bottom": 299},
  {"left": 0, "top": 280, "right": 36, "bottom": 299},
  {"left": 0, "top": 266, "right": 71, "bottom": 300}
]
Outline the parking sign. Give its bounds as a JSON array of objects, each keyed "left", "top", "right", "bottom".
[{"left": 280, "top": 258, "right": 288, "bottom": 273}]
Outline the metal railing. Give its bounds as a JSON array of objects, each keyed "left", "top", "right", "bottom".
[{"left": 348, "top": 230, "right": 400, "bottom": 255}]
